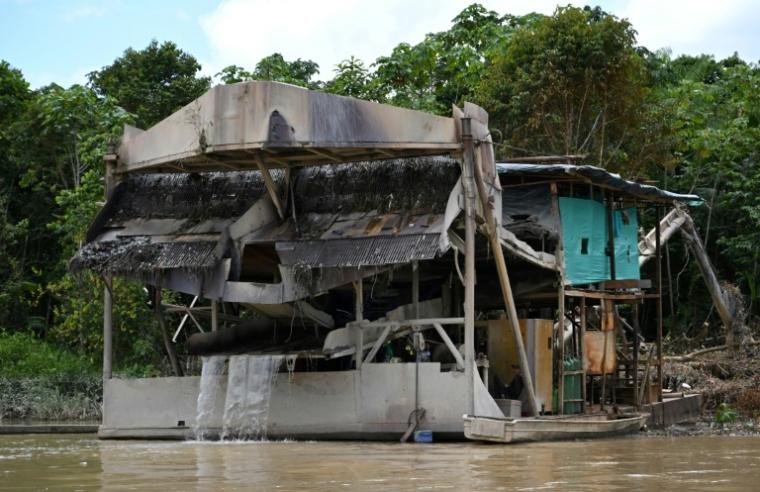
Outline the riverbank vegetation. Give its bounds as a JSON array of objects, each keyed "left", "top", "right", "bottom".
[
  {"left": 0, "top": 332, "right": 100, "bottom": 420},
  {"left": 2, "top": 4, "right": 760, "bottom": 419}
]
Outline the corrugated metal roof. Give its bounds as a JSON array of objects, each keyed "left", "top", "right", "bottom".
[
  {"left": 276, "top": 235, "right": 440, "bottom": 267},
  {"left": 69, "top": 237, "right": 218, "bottom": 275}
]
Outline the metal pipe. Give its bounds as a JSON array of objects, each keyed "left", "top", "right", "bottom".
[
  {"left": 357, "top": 318, "right": 465, "bottom": 329},
  {"left": 433, "top": 323, "right": 465, "bottom": 368},
  {"left": 355, "top": 281, "right": 364, "bottom": 371},
  {"left": 103, "top": 275, "right": 113, "bottom": 380},
  {"left": 413, "top": 260, "right": 420, "bottom": 424},
  {"left": 363, "top": 325, "right": 393, "bottom": 364}
]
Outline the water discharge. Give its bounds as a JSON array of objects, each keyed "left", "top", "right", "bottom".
[
  {"left": 221, "top": 354, "right": 284, "bottom": 440},
  {"left": 194, "top": 355, "right": 227, "bottom": 440}
]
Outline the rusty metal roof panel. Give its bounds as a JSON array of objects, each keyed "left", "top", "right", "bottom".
[
  {"left": 117, "top": 82, "right": 461, "bottom": 174},
  {"left": 276, "top": 234, "right": 441, "bottom": 268},
  {"left": 69, "top": 237, "right": 219, "bottom": 276}
]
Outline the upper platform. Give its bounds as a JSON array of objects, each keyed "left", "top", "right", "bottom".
[{"left": 117, "top": 81, "right": 462, "bottom": 174}]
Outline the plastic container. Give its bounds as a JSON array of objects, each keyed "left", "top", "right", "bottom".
[
  {"left": 414, "top": 430, "right": 433, "bottom": 443},
  {"left": 495, "top": 399, "right": 521, "bottom": 418}
]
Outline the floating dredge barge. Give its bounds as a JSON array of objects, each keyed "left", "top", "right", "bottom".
[{"left": 73, "top": 82, "right": 703, "bottom": 440}]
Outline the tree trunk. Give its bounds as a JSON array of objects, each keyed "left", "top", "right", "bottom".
[{"left": 679, "top": 213, "right": 748, "bottom": 357}]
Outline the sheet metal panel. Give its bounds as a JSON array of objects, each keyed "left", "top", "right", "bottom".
[
  {"left": 276, "top": 234, "right": 440, "bottom": 268},
  {"left": 583, "top": 331, "right": 617, "bottom": 375},
  {"left": 118, "top": 82, "right": 460, "bottom": 174}
]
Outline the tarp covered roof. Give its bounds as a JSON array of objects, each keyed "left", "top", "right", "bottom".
[{"left": 497, "top": 164, "right": 701, "bottom": 202}]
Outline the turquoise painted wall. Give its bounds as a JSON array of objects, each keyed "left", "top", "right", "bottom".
[{"left": 559, "top": 197, "right": 640, "bottom": 285}]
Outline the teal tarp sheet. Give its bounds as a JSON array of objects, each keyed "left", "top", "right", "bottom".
[{"left": 559, "top": 197, "right": 640, "bottom": 285}]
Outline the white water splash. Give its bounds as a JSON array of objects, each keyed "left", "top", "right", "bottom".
[
  {"left": 222, "top": 355, "right": 284, "bottom": 440},
  {"left": 194, "top": 356, "right": 227, "bottom": 440},
  {"left": 285, "top": 354, "right": 297, "bottom": 383}
]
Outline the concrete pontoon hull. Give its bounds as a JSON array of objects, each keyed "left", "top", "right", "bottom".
[{"left": 99, "top": 363, "right": 469, "bottom": 441}]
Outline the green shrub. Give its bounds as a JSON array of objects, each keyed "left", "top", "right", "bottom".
[
  {"left": 716, "top": 402, "right": 739, "bottom": 423},
  {"left": 0, "top": 332, "right": 101, "bottom": 420},
  {"left": 0, "top": 331, "right": 96, "bottom": 377}
]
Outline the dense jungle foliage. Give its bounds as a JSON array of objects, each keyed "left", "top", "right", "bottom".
[{"left": 2, "top": 4, "right": 759, "bottom": 380}]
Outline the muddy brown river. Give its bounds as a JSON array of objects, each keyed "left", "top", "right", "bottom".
[{"left": 1, "top": 434, "right": 759, "bottom": 491}]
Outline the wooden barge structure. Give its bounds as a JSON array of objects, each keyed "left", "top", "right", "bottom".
[{"left": 73, "top": 81, "right": 703, "bottom": 440}]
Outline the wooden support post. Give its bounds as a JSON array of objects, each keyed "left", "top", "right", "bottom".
[
  {"left": 211, "top": 300, "right": 218, "bottom": 332},
  {"left": 606, "top": 191, "right": 617, "bottom": 281},
  {"left": 469, "top": 129, "right": 539, "bottom": 417},
  {"left": 254, "top": 154, "right": 286, "bottom": 220},
  {"left": 633, "top": 303, "right": 640, "bottom": 406},
  {"left": 103, "top": 275, "right": 113, "bottom": 380},
  {"left": 461, "top": 118, "right": 476, "bottom": 418},
  {"left": 655, "top": 206, "right": 663, "bottom": 402},
  {"left": 412, "top": 261, "right": 420, "bottom": 320},
  {"left": 355, "top": 280, "right": 363, "bottom": 322},
  {"left": 551, "top": 182, "right": 565, "bottom": 415},
  {"left": 580, "top": 297, "right": 587, "bottom": 413}
]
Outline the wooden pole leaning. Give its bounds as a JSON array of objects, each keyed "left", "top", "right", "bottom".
[
  {"left": 469, "top": 136, "right": 539, "bottom": 417},
  {"left": 461, "top": 118, "right": 476, "bottom": 418}
]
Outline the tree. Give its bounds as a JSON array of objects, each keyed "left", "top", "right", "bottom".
[
  {"left": 370, "top": 4, "right": 542, "bottom": 114},
  {"left": 0, "top": 62, "right": 40, "bottom": 331},
  {"left": 46, "top": 170, "right": 172, "bottom": 373},
  {"left": 87, "top": 40, "right": 211, "bottom": 129},
  {"left": 472, "top": 6, "right": 651, "bottom": 173},
  {"left": 324, "top": 56, "right": 374, "bottom": 99},
  {"left": 36, "top": 85, "right": 133, "bottom": 189},
  {"left": 216, "top": 53, "right": 321, "bottom": 89}
]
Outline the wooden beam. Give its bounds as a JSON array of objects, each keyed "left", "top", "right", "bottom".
[
  {"left": 374, "top": 148, "right": 397, "bottom": 158},
  {"left": 565, "top": 290, "right": 643, "bottom": 301},
  {"left": 253, "top": 154, "right": 286, "bottom": 220},
  {"left": 260, "top": 149, "right": 293, "bottom": 168},
  {"left": 203, "top": 154, "right": 239, "bottom": 170},
  {"left": 551, "top": 181, "right": 565, "bottom": 414},
  {"left": 306, "top": 148, "right": 343, "bottom": 163}
]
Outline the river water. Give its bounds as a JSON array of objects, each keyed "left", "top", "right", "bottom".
[{"left": 1, "top": 434, "right": 759, "bottom": 491}]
